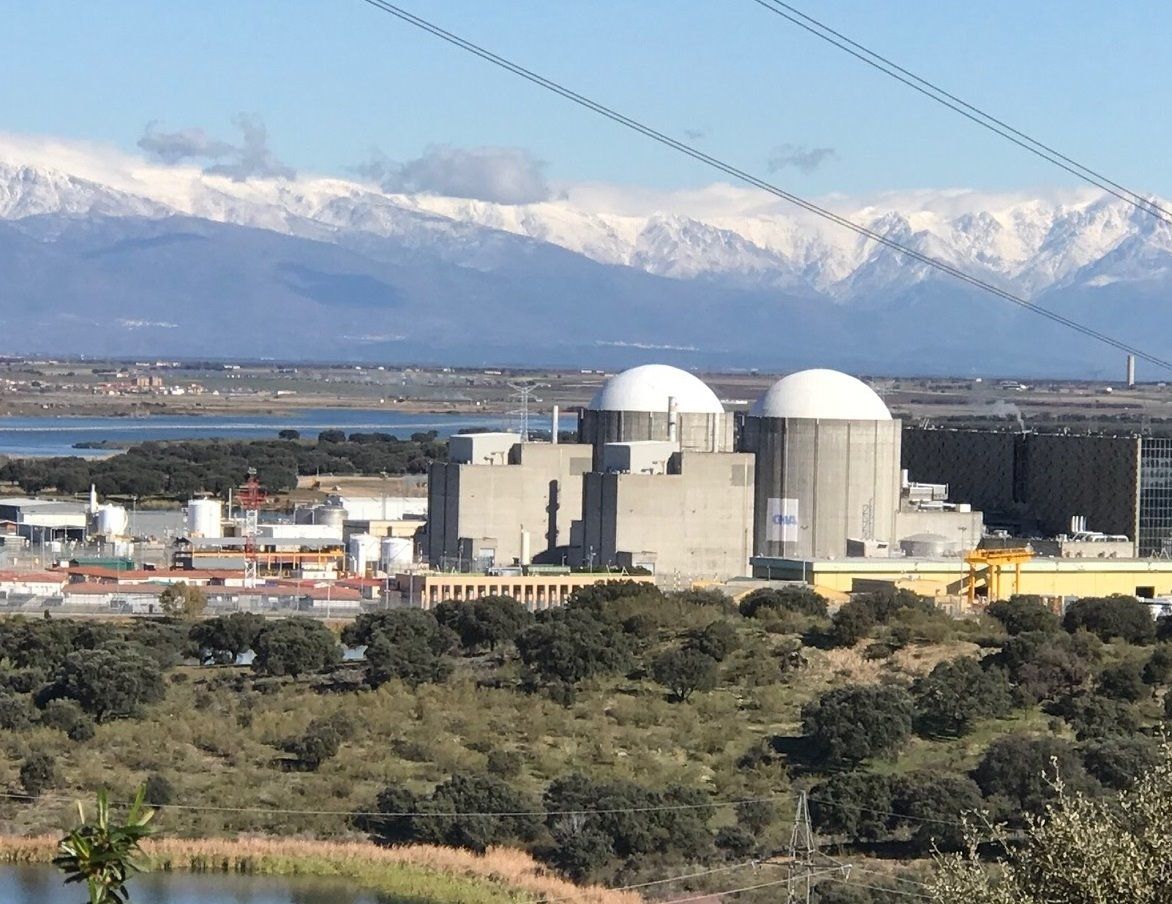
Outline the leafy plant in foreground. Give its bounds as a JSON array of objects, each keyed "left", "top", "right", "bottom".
[{"left": 53, "top": 786, "right": 155, "bottom": 904}]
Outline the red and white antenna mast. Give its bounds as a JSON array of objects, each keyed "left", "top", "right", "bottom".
[{"left": 237, "top": 468, "right": 266, "bottom": 589}]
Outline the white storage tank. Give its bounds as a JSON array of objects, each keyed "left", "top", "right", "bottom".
[
  {"left": 186, "top": 498, "right": 223, "bottom": 538},
  {"left": 348, "top": 533, "right": 381, "bottom": 575},
  {"left": 95, "top": 504, "right": 129, "bottom": 538},
  {"left": 380, "top": 537, "right": 413, "bottom": 570}
]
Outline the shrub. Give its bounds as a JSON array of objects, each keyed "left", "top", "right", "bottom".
[
  {"left": 912, "top": 659, "right": 1012, "bottom": 737},
  {"left": 973, "top": 734, "right": 1094, "bottom": 821},
  {"left": 738, "top": 587, "right": 828, "bottom": 619},
  {"left": 0, "top": 691, "right": 35, "bottom": 730},
  {"left": 684, "top": 621, "right": 740, "bottom": 662},
  {"left": 1062, "top": 595, "right": 1155, "bottom": 644},
  {"left": 20, "top": 752, "right": 58, "bottom": 797},
  {"left": 485, "top": 749, "right": 523, "bottom": 778},
  {"left": 144, "top": 773, "right": 175, "bottom": 806},
  {"left": 802, "top": 684, "right": 914, "bottom": 766},
  {"left": 1082, "top": 736, "right": 1161, "bottom": 790},
  {"left": 1143, "top": 645, "right": 1172, "bottom": 686},
  {"left": 987, "top": 595, "right": 1060, "bottom": 635},
  {"left": 40, "top": 698, "right": 88, "bottom": 734},
  {"left": 1097, "top": 660, "right": 1147, "bottom": 702},
  {"left": 651, "top": 647, "right": 719, "bottom": 702},
  {"left": 252, "top": 618, "right": 339, "bottom": 678}
]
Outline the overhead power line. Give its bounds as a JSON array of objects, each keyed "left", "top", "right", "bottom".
[
  {"left": 749, "top": 0, "right": 1172, "bottom": 227},
  {"left": 355, "top": 0, "right": 1172, "bottom": 372}
]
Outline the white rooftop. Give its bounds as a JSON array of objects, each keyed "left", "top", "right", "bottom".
[
  {"left": 750, "top": 368, "right": 891, "bottom": 421},
  {"left": 588, "top": 364, "right": 724, "bottom": 414}
]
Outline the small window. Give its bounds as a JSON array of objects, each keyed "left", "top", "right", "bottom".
[{"left": 1136, "top": 585, "right": 1156, "bottom": 599}]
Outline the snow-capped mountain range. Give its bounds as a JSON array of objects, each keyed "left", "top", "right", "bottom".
[{"left": 0, "top": 137, "right": 1169, "bottom": 375}]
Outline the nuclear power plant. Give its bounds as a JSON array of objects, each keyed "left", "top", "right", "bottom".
[{"left": 425, "top": 363, "right": 981, "bottom": 583}]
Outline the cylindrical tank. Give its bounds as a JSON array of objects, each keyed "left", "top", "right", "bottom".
[
  {"left": 380, "top": 537, "right": 413, "bottom": 570},
  {"left": 95, "top": 504, "right": 128, "bottom": 537},
  {"left": 899, "top": 533, "right": 958, "bottom": 558},
  {"left": 186, "top": 498, "right": 223, "bottom": 538},
  {"left": 348, "top": 533, "right": 380, "bottom": 575},
  {"left": 297, "top": 503, "right": 347, "bottom": 529}
]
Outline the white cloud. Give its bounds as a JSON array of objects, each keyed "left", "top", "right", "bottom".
[{"left": 353, "top": 145, "right": 550, "bottom": 204}]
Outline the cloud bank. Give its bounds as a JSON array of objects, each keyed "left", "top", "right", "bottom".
[
  {"left": 354, "top": 145, "right": 551, "bottom": 204},
  {"left": 138, "top": 114, "right": 294, "bottom": 181},
  {"left": 768, "top": 143, "right": 837, "bottom": 174}
]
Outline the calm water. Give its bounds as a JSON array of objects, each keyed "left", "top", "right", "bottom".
[
  {"left": 0, "top": 865, "right": 385, "bottom": 903},
  {"left": 0, "top": 409, "right": 521, "bottom": 458}
]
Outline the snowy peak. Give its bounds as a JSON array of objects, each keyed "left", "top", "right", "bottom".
[{"left": 0, "top": 149, "right": 1169, "bottom": 303}]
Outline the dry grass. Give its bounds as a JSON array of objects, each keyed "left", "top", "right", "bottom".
[{"left": 0, "top": 835, "right": 642, "bottom": 903}]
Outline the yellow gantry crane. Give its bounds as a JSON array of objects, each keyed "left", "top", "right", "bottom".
[{"left": 964, "top": 547, "right": 1034, "bottom": 605}]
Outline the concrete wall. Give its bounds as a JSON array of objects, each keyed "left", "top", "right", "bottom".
[
  {"left": 579, "top": 409, "right": 734, "bottom": 468},
  {"left": 426, "top": 442, "right": 593, "bottom": 568},
  {"left": 894, "top": 509, "right": 984, "bottom": 549},
  {"left": 746, "top": 417, "right": 901, "bottom": 559},
  {"left": 580, "top": 451, "right": 755, "bottom": 581}
]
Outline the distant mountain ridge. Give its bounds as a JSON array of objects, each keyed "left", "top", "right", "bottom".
[{"left": 0, "top": 151, "right": 1169, "bottom": 376}]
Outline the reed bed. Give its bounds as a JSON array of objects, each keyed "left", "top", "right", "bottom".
[{"left": 0, "top": 835, "right": 642, "bottom": 903}]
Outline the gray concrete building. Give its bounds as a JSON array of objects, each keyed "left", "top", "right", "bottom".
[
  {"left": 580, "top": 447, "right": 755, "bottom": 580},
  {"left": 426, "top": 433, "right": 593, "bottom": 569}
]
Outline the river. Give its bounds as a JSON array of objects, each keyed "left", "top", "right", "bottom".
[
  {"left": 0, "top": 864, "right": 385, "bottom": 903},
  {"left": 0, "top": 409, "right": 526, "bottom": 458}
]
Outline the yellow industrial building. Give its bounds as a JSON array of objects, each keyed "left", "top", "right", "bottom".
[{"left": 752, "top": 555, "right": 1172, "bottom": 601}]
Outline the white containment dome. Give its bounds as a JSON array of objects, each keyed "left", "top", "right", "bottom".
[
  {"left": 588, "top": 364, "right": 724, "bottom": 414},
  {"left": 750, "top": 369, "right": 891, "bottom": 421}
]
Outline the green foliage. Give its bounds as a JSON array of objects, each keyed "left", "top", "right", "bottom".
[
  {"left": 1082, "top": 735, "right": 1161, "bottom": 790},
  {"left": 738, "top": 586, "right": 828, "bottom": 619},
  {"left": 434, "top": 596, "right": 532, "bottom": 653},
  {"left": 0, "top": 690, "right": 35, "bottom": 730},
  {"left": 344, "top": 610, "right": 456, "bottom": 688},
  {"left": 485, "top": 749, "right": 522, "bottom": 778},
  {"left": 650, "top": 646, "right": 719, "bottom": 702},
  {"left": 912, "top": 658, "right": 1012, "bottom": 737},
  {"left": 1143, "top": 644, "right": 1172, "bottom": 686},
  {"left": 802, "top": 684, "right": 914, "bottom": 766},
  {"left": 1047, "top": 692, "right": 1141, "bottom": 741},
  {"left": 143, "top": 773, "right": 174, "bottom": 806},
  {"left": 157, "top": 582, "right": 207, "bottom": 620},
  {"left": 368, "top": 775, "right": 542, "bottom": 853},
  {"left": 20, "top": 751, "right": 59, "bottom": 797},
  {"left": 515, "top": 602, "right": 633, "bottom": 686},
  {"left": 40, "top": 698, "right": 89, "bottom": 736},
  {"left": 53, "top": 787, "right": 155, "bottom": 904},
  {"left": 986, "top": 595, "right": 1060, "bottom": 635},
  {"left": 189, "top": 612, "right": 265, "bottom": 664},
  {"left": 891, "top": 771, "right": 984, "bottom": 854},
  {"left": 0, "top": 433, "right": 446, "bottom": 498},
  {"left": 683, "top": 620, "right": 740, "bottom": 662},
  {"left": 1097, "top": 659, "right": 1148, "bottom": 702},
  {"left": 279, "top": 712, "right": 353, "bottom": 771},
  {"left": 251, "top": 617, "right": 338, "bottom": 677},
  {"left": 972, "top": 734, "right": 1094, "bottom": 821},
  {"left": 51, "top": 645, "right": 165, "bottom": 722},
  {"left": 827, "top": 590, "right": 934, "bottom": 647},
  {"left": 809, "top": 771, "right": 893, "bottom": 840},
  {"left": 1062, "top": 594, "right": 1156, "bottom": 644},
  {"left": 931, "top": 744, "right": 1172, "bottom": 904},
  {"left": 987, "top": 630, "right": 1094, "bottom": 704}
]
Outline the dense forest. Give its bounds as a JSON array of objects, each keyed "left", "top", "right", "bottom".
[
  {"left": 0, "top": 430, "right": 448, "bottom": 498},
  {"left": 2, "top": 582, "right": 1170, "bottom": 900}
]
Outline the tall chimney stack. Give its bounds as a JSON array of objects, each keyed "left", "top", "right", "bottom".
[
  {"left": 551, "top": 405, "right": 559, "bottom": 444},
  {"left": 1127, "top": 354, "right": 1136, "bottom": 388}
]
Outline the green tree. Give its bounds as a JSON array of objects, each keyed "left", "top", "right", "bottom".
[
  {"left": 516, "top": 606, "right": 633, "bottom": 686},
  {"left": 434, "top": 596, "right": 531, "bottom": 653},
  {"left": 343, "top": 610, "right": 456, "bottom": 688},
  {"left": 651, "top": 647, "right": 719, "bottom": 702},
  {"left": 0, "top": 690, "right": 35, "bottom": 730},
  {"left": 189, "top": 612, "right": 265, "bottom": 664},
  {"left": 1082, "top": 735, "right": 1161, "bottom": 790},
  {"left": 802, "top": 684, "right": 914, "bottom": 766},
  {"left": 972, "top": 734, "right": 1094, "bottom": 821},
  {"left": 251, "top": 618, "right": 338, "bottom": 677},
  {"left": 1097, "top": 660, "right": 1147, "bottom": 702},
  {"left": 52, "top": 646, "right": 165, "bottom": 722},
  {"left": 809, "top": 771, "right": 893, "bottom": 840},
  {"left": 738, "top": 586, "right": 828, "bottom": 618},
  {"left": 20, "top": 751, "right": 59, "bottom": 797},
  {"left": 684, "top": 620, "right": 740, "bottom": 662},
  {"left": 143, "top": 773, "right": 174, "bottom": 807},
  {"left": 891, "top": 771, "right": 984, "bottom": 854},
  {"left": 53, "top": 787, "right": 155, "bottom": 904},
  {"left": 986, "top": 595, "right": 1060, "bottom": 635},
  {"left": 1142, "top": 644, "right": 1172, "bottom": 686},
  {"left": 157, "top": 582, "right": 207, "bottom": 620},
  {"left": 931, "top": 744, "right": 1172, "bottom": 904},
  {"left": 1062, "top": 594, "right": 1155, "bottom": 644},
  {"left": 912, "top": 659, "right": 1012, "bottom": 737}
]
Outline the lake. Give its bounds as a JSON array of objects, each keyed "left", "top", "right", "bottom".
[
  {"left": 0, "top": 865, "right": 384, "bottom": 903},
  {"left": 0, "top": 409, "right": 532, "bottom": 458}
]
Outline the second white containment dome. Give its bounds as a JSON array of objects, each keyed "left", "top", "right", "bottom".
[{"left": 750, "top": 368, "right": 890, "bottom": 421}]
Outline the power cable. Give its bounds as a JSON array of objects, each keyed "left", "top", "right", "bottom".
[
  {"left": 748, "top": 0, "right": 1172, "bottom": 226},
  {"left": 655, "top": 866, "right": 847, "bottom": 903},
  {"left": 355, "top": 0, "right": 1172, "bottom": 372},
  {"left": 538, "top": 859, "right": 763, "bottom": 902},
  {"left": 829, "top": 874, "right": 935, "bottom": 900}
]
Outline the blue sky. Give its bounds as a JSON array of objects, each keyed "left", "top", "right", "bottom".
[{"left": 4, "top": 1, "right": 1169, "bottom": 197}]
